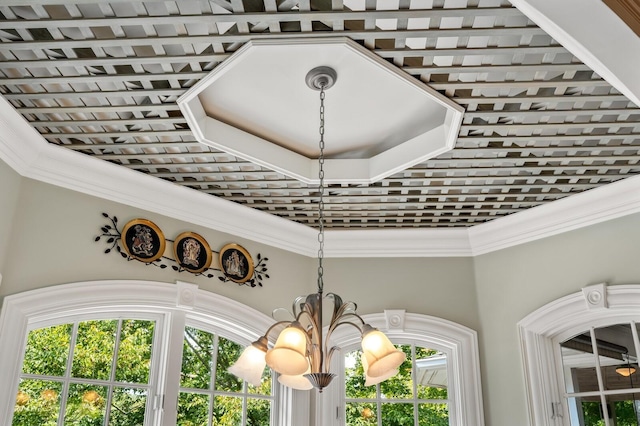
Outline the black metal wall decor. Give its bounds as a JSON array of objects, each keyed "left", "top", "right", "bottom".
[{"left": 95, "top": 213, "right": 269, "bottom": 287}]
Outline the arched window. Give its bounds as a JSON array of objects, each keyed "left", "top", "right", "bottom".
[
  {"left": 316, "top": 311, "right": 485, "bottom": 426},
  {"left": 519, "top": 283, "right": 640, "bottom": 426},
  {"left": 0, "top": 280, "right": 283, "bottom": 426}
]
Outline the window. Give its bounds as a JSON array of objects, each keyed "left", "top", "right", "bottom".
[
  {"left": 317, "top": 311, "right": 484, "bottom": 426},
  {"left": 0, "top": 281, "right": 285, "bottom": 426},
  {"left": 519, "top": 283, "right": 640, "bottom": 426},
  {"left": 560, "top": 323, "right": 640, "bottom": 426},
  {"left": 344, "top": 345, "right": 449, "bottom": 426},
  {"left": 177, "top": 327, "right": 273, "bottom": 425},
  {"left": 13, "top": 318, "right": 157, "bottom": 425}
]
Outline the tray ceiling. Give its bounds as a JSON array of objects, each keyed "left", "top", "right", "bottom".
[{"left": 1, "top": 0, "right": 639, "bottom": 230}]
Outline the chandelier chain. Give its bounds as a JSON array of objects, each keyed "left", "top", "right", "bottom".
[{"left": 317, "top": 86, "right": 326, "bottom": 294}]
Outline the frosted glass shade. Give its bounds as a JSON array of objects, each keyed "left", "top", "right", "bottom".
[
  {"left": 278, "top": 364, "right": 313, "bottom": 390},
  {"left": 361, "top": 353, "right": 399, "bottom": 386},
  {"left": 228, "top": 343, "right": 267, "bottom": 387},
  {"left": 361, "top": 327, "right": 406, "bottom": 378},
  {"left": 265, "top": 323, "right": 309, "bottom": 375}
]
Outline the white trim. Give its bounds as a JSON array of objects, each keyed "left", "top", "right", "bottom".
[
  {"left": 324, "top": 228, "right": 473, "bottom": 257},
  {"left": 518, "top": 284, "right": 640, "bottom": 426},
  {"left": 510, "top": 0, "right": 640, "bottom": 108},
  {"left": 321, "top": 312, "right": 484, "bottom": 426},
  {"left": 467, "top": 173, "right": 640, "bottom": 256},
  {"left": 0, "top": 280, "right": 279, "bottom": 426},
  {"left": 1, "top": 95, "right": 640, "bottom": 258},
  {"left": 0, "top": 96, "right": 318, "bottom": 257}
]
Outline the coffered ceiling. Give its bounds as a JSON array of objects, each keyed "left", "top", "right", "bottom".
[{"left": 1, "top": 0, "right": 639, "bottom": 230}]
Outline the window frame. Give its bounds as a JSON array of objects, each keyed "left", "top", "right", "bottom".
[
  {"left": 342, "top": 342, "right": 450, "bottom": 425},
  {"left": 518, "top": 283, "right": 640, "bottom": 426},
  {"left": 0, "top": 280, "right": 286, "bottom": 426},
  {"left": 177, "top": 321, "right": 277, "bottom": 425},
  {"left": 17, "top": 313, "right": 165, "bottom": 425},
  {"left": 315, "top": 311, "right": 485, "bottom": 426}
]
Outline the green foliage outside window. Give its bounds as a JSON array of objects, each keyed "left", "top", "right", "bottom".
[
  {"left": 345, "top": 345, "right": 449, "bottom": 426},
  {"left": 12, "top": 321, "right": 273, "bottom": 426},
  {"left": 12, "top": 319, "right": 154, "bottom": 426},
  {"left": 177, "top": 328, "right": 272, "bottom": 426},
  {"left": 581, "top": 400, "right": 639, "bottom": 426}
]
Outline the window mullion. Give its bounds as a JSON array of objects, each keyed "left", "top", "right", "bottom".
[
  {"left": 631, "top": 321, "right": 640, "bottom": 373},
  {"left": 104, "top": 318, "right": 124, "bottom": 425},
  {"left": 376, "top": 382, "right": 382, "bottom": 426},
  {"left": 57, "top": 322, "right": 79, "bottom": 426},
  {"left": 159, "top": 311, "right": 186, "bottom": 426},
  {"left": 412, "top": 345, "right": 418, "bottom": 426},
  {"left": 209, "top": 334, "right": 219, "bottom": 426},
  {"left": 589, "top": 327, "right": 611, "bottom": 426}
]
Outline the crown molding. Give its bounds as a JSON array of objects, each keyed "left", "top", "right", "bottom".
[
  {"left": 468, "top": 173, "right": 640, "bottom": 256},
  {"left": 323, "top": 228, "right": 472, "bottom": 257},
  {"left": 0, "top": 96, "right": 318, "bottom": 257},
  {"left": 1, "top": 94, "right": 640, "bottom": 258}
]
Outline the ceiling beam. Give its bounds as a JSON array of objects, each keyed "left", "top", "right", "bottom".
[
  {"left": 454, "top": 94, "right": 630, "bottom": 104},
  {"left": 0, "top": 27, "right": 547, "bottom": 51},
  {"left": 0, "top": 7, "right": 525, "bottom": 29},
  {"left": 145, "top": 164, "right": 640, "bottom": 178},
  {"left": 1, "top": 89, "right": 186, "bottom": 100},
  {"left": 461, "top": 122, "right": 640, "bottom": 131},
  {"left": 43, "top": 130, "right": 193, "bottom": 139},
  {"left": 89, "top": 149, "right": 640, "bottom": 161},
  {"left": 31, "top": 118, "right": 187, "bottom": 127},
  {"left": 430, "top": 80, "right": 610, "bottom": 90},
  {"left": 0, "top": 46, "right": 574, "bottom": 70},
  {"left": 376, "top": 46, "right": 568, "bottom": 58},
  {"left": 14, "top": 105, "right": 180, "bottom": 114},
  {"left": 406, "top": 63, "right": 591, "bottom": 75},
  {"left": 0, "top": 54, "right": 230, "bottom": 69},
  {"left": 194, "top": 181, "right": 603, "bottom": 192},
  {"left": 457, "top": 134, "right": 640, "bottom": 142},
  {"left": 464, "top": 108, "right": 640, "bottom": 118}
]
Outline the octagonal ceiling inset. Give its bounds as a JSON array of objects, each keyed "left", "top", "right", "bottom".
[{"left": 178, "top": 37, "right": 464, "bottom": 184}]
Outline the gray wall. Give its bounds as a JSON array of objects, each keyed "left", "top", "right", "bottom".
[
  {"left": 2, "top": 158, "right": 640, "bottom": 426},
  {"left": 322, "top": 257, "right": 479, "bottom": 330},
  {"left": 0, "top": 176, "right": 315, "bottom": 314},
  {"left": 0, "top": 160, "right": 21, "bottom": 279},
  {"left": 473, "top": 212, "right": 640, "bottom": 426}
]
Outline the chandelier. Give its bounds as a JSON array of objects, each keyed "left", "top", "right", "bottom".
[{"left": 228, "top": 67, "right": 406, "bottom": 392}]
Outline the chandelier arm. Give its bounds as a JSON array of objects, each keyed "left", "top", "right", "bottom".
[
  {"left": 323, "top": 320, "right": 366, "bottom": 369},
  {"left": 295, "top": 307, "right": 322, "bottom": 347},
  {"left": 329, "top": 312, "right": 367, "bottom": 331},
  {"left": 330, "top": 301, "right": 360, "bottom": 324},
  {"left": 295, "top": 301, "right": 319, "bottom": 327},
  {"left": 292, "top": 295, "right": 308, "bottom": 318},
  {"left": 262, "top": 320, "right": 295, "bottom": 342},
  {"left": 325, "top": 346, "right": 340, "bottom": 373},
  {"left": 325, "top": 292, "right": 347, "bottom": 322},
  {"left": 326, "top": 317, "right": 365, "bottom": 340}
]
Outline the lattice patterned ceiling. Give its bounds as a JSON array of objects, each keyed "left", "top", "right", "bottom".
[{"left": 1, "top": 0, "right": 639, "bottom": 229}]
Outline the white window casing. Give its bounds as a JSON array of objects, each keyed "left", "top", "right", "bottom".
[
  {"left": 519, "top": 283, "right": 640, "bottom": 426},
  {"left": 0, "top": 280, "right": 282, "bottom": 426},
  {"left": 316, "top": 309, "right": 485, "bottom": 426}
]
